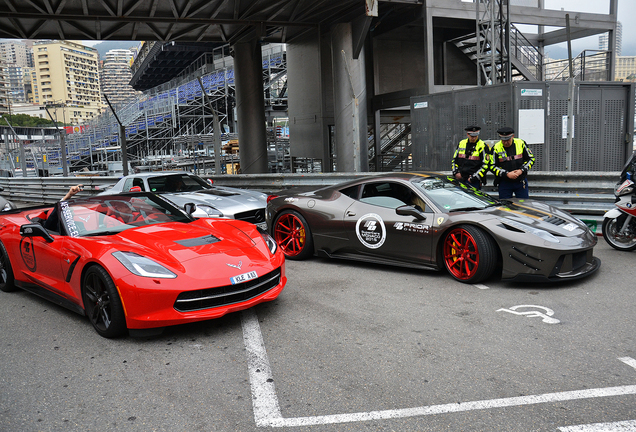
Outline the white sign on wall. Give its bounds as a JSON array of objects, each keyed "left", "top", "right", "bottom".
[
  {"left": 562, "top": 115, "right": 575, "bottom": 139},
  {"left": 518, "top": 109, "right": 545, "bottom": 144}
]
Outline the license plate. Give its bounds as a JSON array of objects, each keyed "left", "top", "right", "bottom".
[{"left": 231, "top": 271, "right": 258, "bottom": 285}]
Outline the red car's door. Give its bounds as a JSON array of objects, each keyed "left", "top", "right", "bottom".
[{"left": 19, "top": 235, "right": 77, "bottom": 302}]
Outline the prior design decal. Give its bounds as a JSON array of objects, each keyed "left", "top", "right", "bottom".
[
  {"left": 394, "top": 222, "right": 429, "bottom": 234},
  {"left": 356, "top": 213, "right": 386, "bottom": 249},
  {"left": 20, "top": 237, "right": 36, "bottom": 272}
]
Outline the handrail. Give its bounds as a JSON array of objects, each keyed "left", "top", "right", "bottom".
[{"left": 546, "top": 50, "right": 611, "bottom": 82}]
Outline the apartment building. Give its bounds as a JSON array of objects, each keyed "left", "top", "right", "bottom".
[
  {"left": 33, "top": 40, "right": 101, "bottom": 124},
  {"left": 0, "top": 57, "right": 8, "bottom": 114},
  {"left": 0, "top": 40, "right": 31, "bottom": 68},
  {"left": 100, "top": 48, "right": 140, "bottom": 107},
  {"left": 615, "top": 56, "right": 636, "bottom": 82}
]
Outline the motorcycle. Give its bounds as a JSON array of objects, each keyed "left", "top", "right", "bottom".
[{"left": 603, "top": 151, "right": 636, "bottom": 251}]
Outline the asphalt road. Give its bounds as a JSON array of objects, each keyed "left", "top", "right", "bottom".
[{"left": 1, "top": 240, "right": 635, "bottom": 432}]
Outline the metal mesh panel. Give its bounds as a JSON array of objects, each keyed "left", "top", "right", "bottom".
[
  {"left": 574, "top": 99, "right": 600, "bottom": 171},
  {"left": 411, "top": 82, "right": 633, "bottom": 172},
  {"left": 520, "top": 98, "right": 544, "bottom": 110},
  {"left": 602, "top": 99, "right": 626, "bottom": 170},
  {"left": 547, "top": 98, "right": 567, "bottom": 172},
  {"left": 458, "top": 105, "right": 478, "bottom": 129},
  {"left": 432, "top": 93, "right": 454, "bottom": 171}
]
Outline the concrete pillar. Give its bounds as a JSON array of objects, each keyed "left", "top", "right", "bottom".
[
  {"left": 287, "top": 30, "right": 331, "bottom": 172},
  {"left": 331, "top": 23, "right": 369, "bottom": 172},
  {"left": 233, "top": 39, "right": 269, "bottom": 174}
]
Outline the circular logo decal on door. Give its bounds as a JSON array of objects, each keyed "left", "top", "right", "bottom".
[
  {"left": 20, "top": 237, "right": 36, "bottom": 272},
  {"left": 355, "top": 213, "right": 386, "bottom": 249}
]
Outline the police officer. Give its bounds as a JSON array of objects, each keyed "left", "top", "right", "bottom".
[
  {"left": 491, "top": 126, "right": 535, "bottom": 199},
  {"left": 451, "top": 125, "right": 490, "bottom": 190}
]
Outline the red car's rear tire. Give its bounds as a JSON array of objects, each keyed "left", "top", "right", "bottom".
[
  {"left": 273, "top": 211, "right": 314, "bottom": 260},
  {"left": 82, "top": 265, "right": 127, "bottom": 338},
  {"left": 442, "top": 225, "right": 497, "bottom": 284}
]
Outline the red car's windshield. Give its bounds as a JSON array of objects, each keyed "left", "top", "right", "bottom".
[{"left": 59, "top": 193, "right": 192, "bottom": 237}]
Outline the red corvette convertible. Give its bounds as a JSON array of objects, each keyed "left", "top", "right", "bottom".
[{"left": 0, "top": 192, "right": 286, "bottom": 337}]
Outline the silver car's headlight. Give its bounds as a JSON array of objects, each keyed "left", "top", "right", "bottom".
[
  {"left": 257, "top": 227, "right": 277, "bottom": 255},
  {"left": 193, "top": 205, "right": 224, "bottom": 218},
  {"left": 113, "top": 251, "right": 177, "bottom": 278},
  {"left": 1, "top": 201, "right": 13, "bottom": 211}
]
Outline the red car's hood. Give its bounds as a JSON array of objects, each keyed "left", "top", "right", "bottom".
[{"left": 110, "top": 221, "right": 269, "bottom": 273}]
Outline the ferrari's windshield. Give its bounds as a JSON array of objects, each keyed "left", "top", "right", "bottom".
[
  {"left": 59, "top": 193, "right": 192, "bottom": 237},
  {"left": 148, "top": 174, "right": 212, "bottom": 193},
  {"left": 412, "top": 176, "right": 498, "bottom": 212}
]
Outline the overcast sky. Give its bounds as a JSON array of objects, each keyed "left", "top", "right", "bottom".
[{"left": 533, "top": 0, "right": 636, "bottom": 57}]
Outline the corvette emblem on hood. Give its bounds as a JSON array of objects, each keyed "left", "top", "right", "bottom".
[{"left": 227, "top": 261, "right": 242, "bottom": 269}]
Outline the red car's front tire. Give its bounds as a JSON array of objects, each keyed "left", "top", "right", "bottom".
[{"left": 82, "top": 265, "right": 127, "bottom": 338}]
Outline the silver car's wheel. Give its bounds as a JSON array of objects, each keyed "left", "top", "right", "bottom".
[{"left": 603, "top": 215, "right": 636, "bottom": 251}]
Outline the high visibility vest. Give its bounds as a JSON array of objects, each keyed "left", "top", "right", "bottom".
[
  {"left": 491, "top": 138, "right": 535, "bottom": 179},
  {"left": 451, "top": 139, "right": 489, "bottom": 180}
]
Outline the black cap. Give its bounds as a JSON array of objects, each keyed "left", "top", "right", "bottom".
[
  {"left": 497, "top": 126, "right": 514, "bottom": 139},
  {"left": 465, "top": 125, "right": 481, "bottom": 136}
]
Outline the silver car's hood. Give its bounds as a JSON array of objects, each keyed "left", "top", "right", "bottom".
[{"left": 163, "top": 186, "right": 266, "bottom": 217}]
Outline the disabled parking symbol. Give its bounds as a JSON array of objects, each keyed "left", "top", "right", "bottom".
[{"left": 497, "top": 305, "right": 560, "bottom": 324}]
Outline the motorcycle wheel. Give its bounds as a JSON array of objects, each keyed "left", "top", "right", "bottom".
[{"left": 602, "top": 214, "right": 636, "bottom": 251}]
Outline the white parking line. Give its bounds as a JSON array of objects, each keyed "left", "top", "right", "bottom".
[
  {"left": 241, "top": 309, "right": 281, "bottom": 426},
  {"left": 473, "top": 284, "right": 490, "bottom": 290},
  {"left": 242, "top": 309, "right": 636, "bottom": 428},
  {"left": 619, "top": 357, "right": 636, "bottom": 370},
  {"left": 558, "top": 420, "right": 636, "bottom": 431}
]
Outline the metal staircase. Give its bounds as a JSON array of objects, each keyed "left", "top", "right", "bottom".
[
  {"left": 369, "top": 123, "right": 412, "bottom": 172},
  {"left": 450, "top": 0, "right": 543, "bottom": 84}
]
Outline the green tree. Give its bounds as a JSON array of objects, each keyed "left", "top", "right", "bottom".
[{"left": 0, "top": 114, "right": 63, "bottom": 128}]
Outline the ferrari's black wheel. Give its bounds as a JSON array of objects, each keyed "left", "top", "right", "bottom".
[
  {"left": 442, "top": 225, "right": 497, "bottom": 284},
  {"left": 273, "top": 211, "right": 314, "bottom": 260},
  {"left": 0, "top": 241, "right": 16, "bottom": 292},
  {"left": 82, "top": 266, "right": 127, "bottom": 338},
  {"left": 602, "top": 215, "right": 636, "bottom": 251}
]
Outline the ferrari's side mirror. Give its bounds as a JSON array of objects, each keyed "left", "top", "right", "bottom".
[
  {"left": 183, "top": 203, "right": 196, "bottom": 215},
  {"left": 396, "top": 205, "right": 427, "bottom": 221},
  {"left": 20, "top": 223, "right": 54, "bottom": 243}
]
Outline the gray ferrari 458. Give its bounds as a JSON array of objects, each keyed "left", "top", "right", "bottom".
[{"left": 266, "top": 172, "right": 600, "bottom": 284}]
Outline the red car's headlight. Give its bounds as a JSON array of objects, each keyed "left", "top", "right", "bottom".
[
  {"left": 257, "top": 227, "right": 277, "bottom": 255},
  {"left": 113, "top": 251, "right": 177, "bottom": 278}
]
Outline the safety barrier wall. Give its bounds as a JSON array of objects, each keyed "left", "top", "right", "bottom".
[{"left": 0, "top": 172, "right": 617, "bottom": 220}]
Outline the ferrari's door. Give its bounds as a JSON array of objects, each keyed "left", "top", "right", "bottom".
[{"left": 343, "top": 181, "right": 435, "bottom": 264}]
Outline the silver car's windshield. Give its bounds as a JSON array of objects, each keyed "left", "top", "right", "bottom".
[
  {"left": 148, "top": 174, "right": 212, "bottom": 193},
  {"left": 412, "top": 177, "right": 498, "bottom": 212}
]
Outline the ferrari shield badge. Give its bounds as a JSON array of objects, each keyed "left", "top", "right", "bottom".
[{"left": 356, "top": 213, "right": 386, "bottom": 249}]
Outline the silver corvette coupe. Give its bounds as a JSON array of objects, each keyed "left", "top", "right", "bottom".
[{"left": 101, "top": 172, "right": 267, "bottom": 229}]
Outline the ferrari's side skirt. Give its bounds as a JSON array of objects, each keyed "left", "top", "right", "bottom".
[
  {"left": 316, "top": 249, "right": 440, "bottom": 271},
  {"left": 15, "top": 281, "right": 85, "bottom": 316}
]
